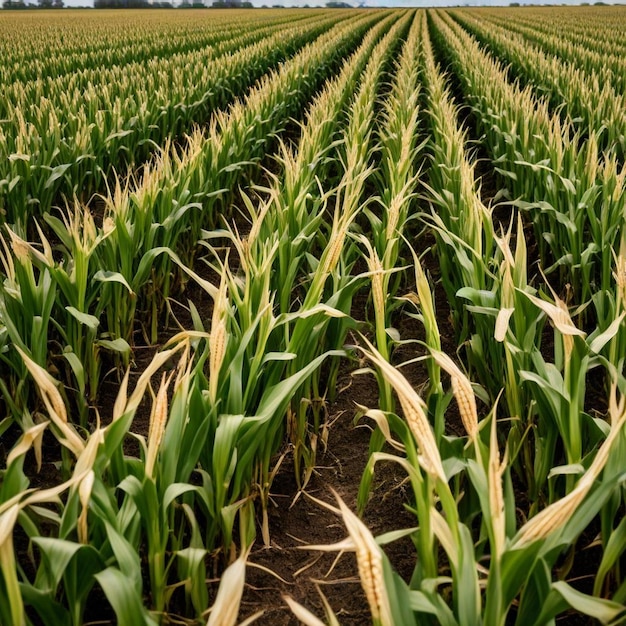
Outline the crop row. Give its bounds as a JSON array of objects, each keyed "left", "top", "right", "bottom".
[{"left": 1, "top": 7, "right": 625, "bottom": 625}]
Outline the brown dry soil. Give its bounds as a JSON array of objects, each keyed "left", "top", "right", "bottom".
[{"left": 240, "top": 360, "right": 416, "bottom": 625}]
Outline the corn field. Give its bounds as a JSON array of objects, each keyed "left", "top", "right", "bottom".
[{"left": 1, "top": 6, "right": 625, "bottom": 625}]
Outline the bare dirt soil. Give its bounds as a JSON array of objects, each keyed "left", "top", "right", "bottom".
[{"left": 240, "top": 358, "right": 417, "bottom": 624}]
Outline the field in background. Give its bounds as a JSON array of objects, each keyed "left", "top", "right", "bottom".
[{"left": 1, "top": 7, "right": 625, "bottom": 625}]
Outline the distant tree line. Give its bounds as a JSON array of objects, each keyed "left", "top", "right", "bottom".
[
  {"left": 2, "top": 0, "right": 257, "bottom": 8},
  {"left": 93, "top": 0, "right": 173, "bottom": 7},
  {"left": 208, "top": 0, "right": 254, "bottom": 6},
  {"left": 92, "top": 0, "right": 254, "bottom": 7},
  {"left": 3, "top": 0, "right": 64, "bottom": 8}
]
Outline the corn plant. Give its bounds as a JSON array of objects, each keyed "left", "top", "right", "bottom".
[
  {"left": 0, "top": 10, "right": 318, "bottom": 85},
  {"left": 362, "top": 10, "right": 425, "bottom": 414},
  {"left": 0, "top": 11, "right": 351, "bottom": 228},
  {"left": 277, "top": 14, "right": 408, "bottom": 482},
  {"left": 249, "top": 10, "right": 400, "bottom": 315},
  {"left": 0, "top": 228, "right": 57, "bottom": 431},
  {"left": 354, "top": 339, "right": 626, "bottom": 625},
  {"left": 3, "top": 8, "right": 626, "bottom": 626},
  {"left": 431, "top": 10, "right": 626, "bottom": 306},
  {"left": 228, "top": 12, "right": 407, "bottom": 489},
  {"left": 473, "top": 8, "right": 626, "bottom": 94},
  {"left": 1, "top": 337, "right": 264, "bottom": 624},
  {"left": 419, "top": 16, "right": 504, "bottom": 402},
  {"left": 97, "top": 10, "right": 386, "bottom": 344},
  {"left": 450, "top": 10, "right": 626, "bottom": 156}
]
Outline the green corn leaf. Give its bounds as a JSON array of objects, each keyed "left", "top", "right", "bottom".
[
  {"left": 95, "top": 567, "right": 158, "bottom": 626},
  {"left": 103, "top": 522, "right": 142, "bottom": 591},
  {"left": 535, "top": 581, "right": 626, "bottom": 625},
  {"left": 96, "top": 337, "right": 132, "bottom": 355},
  {"left": 32, "top": 537, "right": 85, "bottom": 590},
  {"left": 594, "top": 515, "right": 626, "bottom": 597},
  {"left": 93, "top": 270, "right": 134, "bottom": 294},
  {"left": 43, "top": 213, "right": 74, "bottom": 250},
  {"left": 104, "top": 129, "right": 134, "bottom": 143},
  {"left": 176, "top": 547, "right": 208, "bottom": 617},
  {"left": 132, "top": 246, "right": 177, "bottom": 291},
  {"left": 384, "top": 556, "right": 418, "bottom": 626},
  {"left": 62, "top": 351, "right": 85, "bottom": 392},
  {"left": 65, "top": 306, "right": 99, "bottom": 330},
  {"left": 163, "top": 483, "right": 202, "bottom": 511},
  {"left": 19, "top": 584, "right": 69, "bottom": 626},
  {"left": 588, "top": 312, "right": 626, "bottom": 354},
  {"left": 256, "top": 350, "right": 344, "bottom": 420},
  {"left": 43, "top": 163, "right": 72, "bottom": 189},
  {"left": 499, "top": 543, "right": 543, "bottom": 609},
  {"left": 547, "top": 463, "right": 585, "bottom": 479},
  {"left": 60, "top": 544, "right": 104, "bottom": 621},
  {"left": 409, "top": 589, "right": 458, "bottom": 625},
  {"left": 261, "top": 351, "right": 297, "bottom": 363}
]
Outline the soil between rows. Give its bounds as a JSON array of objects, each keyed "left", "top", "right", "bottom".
[{"left": 239, "top": 356, "right": 417, "bottom": 625}]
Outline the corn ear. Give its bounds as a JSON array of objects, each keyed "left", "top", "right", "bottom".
[
  {"left": 209, "top": 273, "right": 229, "bottom": 404},
  {"left": 145, "top": 372, "right": 172, "bottom": 480},
  {"left": 513, "top": 384, "right": 626, "bottom": 548},
  {"left": 363, "top": 343, "right": 446, "bottom": 482},
  {"left": 334, "top": 493, "right": 393, "bottom": 626},
  {"left": 431, "top": 349, "right": 479, "bottom": 440}
]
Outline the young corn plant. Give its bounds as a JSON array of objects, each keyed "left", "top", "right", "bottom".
[
  {"left": 216, "top": 14, "right": 409, "bottom": 492},
  {"left": 0, "top": 228, "right": 56, "bottom": 430},
  {"left": 357, "top": 339, "right": 459, "bottom": 588},
  {"left": 99, "top": 338, "right": 224, "bottom": 624},
  {"left": 5, "top": 213, "right": 131, "bottom": 426},
  {"left": 3, "top": 340, "right": 213, "bottom": 624},
  {"left": 501, "top": 286, "right": 624, "bottom": 502},
  {"left": 12, "top": 335, "right": 256, "bottom": 624},
  {"left": 179, "top": 226, "right": 348, "bottom": 547},
  {"left": 451, "top": 9, "right": 626, "bottom": 157},
  {"left": 432, "top": 9, "right": 626, "bottom": 305},
  {"left": 466, "top": 218, "right": 545, "bottom": 498},
  {"left": 95, "top": 10, "right": 385, "bottom": 344},
  {"left": 279, "top": 11, "right": 411, "bottom": 485},
  {"left": 250, "top": 9, "right": 400, "bottom": 316},
  {"left": 355, "top": 339, "right": 626, "bottom": 625},
  {"left": 0, "top": 469, "right": 106, "bottom": 626},
  {"left": 419, "top": 17, "right": 504, "bottom": 402},
  {"left": 0, "top": 12, "right": 352, "bottom": 228},
  {"left": 0, "top": 351, "right": 114, "bottom": 626},
  {"left": 363, "top": 10, "right": 425, "bottom": 414}
]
